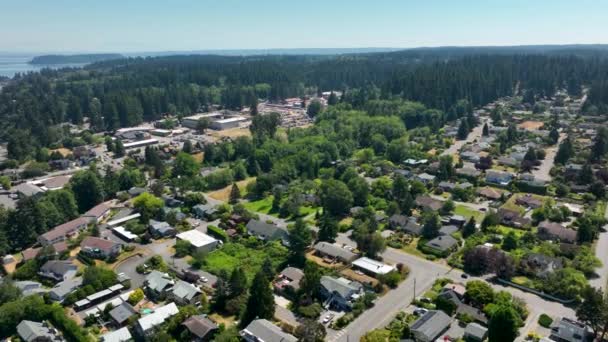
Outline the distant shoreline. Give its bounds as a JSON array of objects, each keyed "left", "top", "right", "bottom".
[{"left": 29, "top": 53, "right": 124, "bottom": 65}]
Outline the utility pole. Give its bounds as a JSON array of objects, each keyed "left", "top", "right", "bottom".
[{"left": 413, "top": 277, "right": 416, "bottom": 302}]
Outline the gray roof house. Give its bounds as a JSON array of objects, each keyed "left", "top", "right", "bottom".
[
  {"left": 485, "top": 170, "right": 514, "bottom": 186},
  {"left": 246, "top": 219, "right": 290, "bottom": 245},
  {"left": 48, "top": 277, "right": 83, "bottom": 302},
  {"left": 313, "top": 241, "right": 358, "bottom": 263},
  {"left": 168, "top": 280, "right": 202, "bottom": 306},
  {"left": 17, "top": 320, "right": 63, "bottom": 342},
  {"left": 425, "top": 235, "right": 459, "bottom": 254},
  {"left": 410, "top": 310, "right": 452, "bottom": 342},
  {"left": 15, "top": 281, "right": 46, "bottom": 297},
  {"left": 149, "top": 220, "right": 176, "bottom": 238},
  {"left": 274, "top": 267, "right": 304, "bottom": 294},
  {"left": 240, "top": 319, "right": 297, "bottom": 342},
  {"left": 192, "top": 204, "right": 218, "bottom": 220},
  {"left": 320, "top": 276, "right": 363, "bottom": 311},
  {"left": 465, "top": 323, "right": 488, "bottom": 341},
  {"left": 39, "top": 260, "right": 77, "bottom": 282},
  {"left": 144, "top": 270, "right": 175, "bottom": 300},
  {"left": 550, "top": 317, "right": 591, "bottom": 342},
  {"left": 109, "top": 302, "right": 137, "bottom": 326},
  {"left": 182, "top": 315, "right": 219, "bottom": 341},
  {"left": 416, "top": 173, "right": 436, "bottom": 184},
  {"left": 135, "top": 302, "right": 179, "bottom": 337}
]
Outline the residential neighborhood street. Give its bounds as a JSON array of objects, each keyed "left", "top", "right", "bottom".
[
  {"left": 441, "top": 119, "right": 487, "bottom": 157},
  {"left": 590, "top": 204, "right": 608, "bottom": 291},
  {"left": 328, "top": 231, "right": 576, "bottom": 341}
]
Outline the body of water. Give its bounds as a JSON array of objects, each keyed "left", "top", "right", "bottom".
[{"left": 0, "top": 54, "right": 86, "bottom": 78}]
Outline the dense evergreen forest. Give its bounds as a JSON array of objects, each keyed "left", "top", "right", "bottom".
[{"left": 1, "top": 46, "right": 608, "bottom": 159}]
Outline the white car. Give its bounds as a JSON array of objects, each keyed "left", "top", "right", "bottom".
[
  {"left": 322, "top": 314, "right": 334, "bottom": 324},
  {"left": 200, "top": 277, "right": 208, "bottom": 283},
  {"left": 414, "top": 308, "right": 428, "bottom": 316}
]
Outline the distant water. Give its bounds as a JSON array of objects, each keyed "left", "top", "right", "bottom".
[{"left": 0, "top": 54, "right": 86, "bottom": 78}]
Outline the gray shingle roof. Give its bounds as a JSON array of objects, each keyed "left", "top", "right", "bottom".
[
  {"left": 241, "top": 319, "right": 297, "bottom": 342},
  {"left": 411, "top": 310, "right": 452, "bottom": 342},
  {"left": 109, "top": 303, "right": 137, "bottom": 324},
  {"left": 313, "top": 242, "right": 358, "bottom": 262}
]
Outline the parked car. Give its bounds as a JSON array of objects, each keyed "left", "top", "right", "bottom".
[
  {"left": 323, "top": 314, "right": 335, "bottom": 324},
  {"left": 414, "top": 307, "right": 429, "bottom": 316}
]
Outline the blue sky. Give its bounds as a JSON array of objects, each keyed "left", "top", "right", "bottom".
[{"left": 1, "top": 0, "right": 607, "bottom": 53}]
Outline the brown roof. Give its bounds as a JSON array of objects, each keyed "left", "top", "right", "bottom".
[
  {"left": 538, "top": 221, "right": 577, "bottom": 243},
  {"left": 83, "top": 202, "right": 111, "bottom": 219},
  {"left": 22, "top": 247, "right": 41, "bottom": 261},
  {"left": 80, "top": 236, "right": 119, "bottom": 253},
  {"left": 21, "top": 241, "right": 69, "bottom": 261},
  {"left": 40, "top": 217, "right": 89, "bottom": 242},
  {"left": 182, "top": 315, "right": 218, "bottom": 339},
  {"left": 41, "top": 175, "right": 71, "bottom": 189},
  {"left": 515, "top": 194, "right": 543, "bottom": 208},
  {"left": 415, "top": 195, "right": 443, "bottom": 211},
  {"left": 477, "top": 187, "right": 502, "bottom": 200}
]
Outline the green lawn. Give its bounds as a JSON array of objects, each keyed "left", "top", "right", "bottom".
[
  {"left": 243, "top": 196, "right": 274, "bottom": 214},
  {"left": 495, "top": 225, "right": 528, "bottom": 238},
  {"left": 202, "top": 241, "right": 288, "bottom": 282},
  {"left": 454, "top": 204, "right": 484, "bottom": 221}
]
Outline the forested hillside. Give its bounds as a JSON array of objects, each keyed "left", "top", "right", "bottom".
[{"left": 1, "top": 47, "right": 608, "bottom": 160}]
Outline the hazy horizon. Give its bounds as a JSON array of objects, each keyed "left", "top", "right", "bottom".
[{"left": 2, "top": 0, "right": 608, "bottom": 53}]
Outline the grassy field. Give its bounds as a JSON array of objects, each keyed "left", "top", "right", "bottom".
[
  {"left": 207, "top": 177, "right": 255, "bottom": 202},
  {"left": 203, "top": 241, "right": 288, "bottom": 281},
  {"left": 495, "top": 225, "right": 528, "bottom": 237},
  {"left": 243, "top": 196, "right": 274, "bottom": 214},
  {"left": 454, "top": 204, "right": 484, "bottom": 221}
]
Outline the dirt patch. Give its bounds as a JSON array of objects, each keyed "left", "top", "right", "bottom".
[
  {"left": 209, "top": 127, "right": 251, "bottom": 139},
  {"left": 517, "top": 121, "right": 544, "bottom": 131},
  {"left": 340, "top": 268, "right": 379, "bottom": 287},
  {"left": 305, "top": 251, "right": 346, "bottom": 269}
]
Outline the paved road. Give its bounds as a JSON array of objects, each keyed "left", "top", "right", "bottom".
[
  {"left": 532, "top": 133, "right": 566, "bottom": 182},
  {"left": 328, "top": 232, "right": 576, "bottom": 341},
  {"left": 441, "top": 119, "right": 487, "bottom": 157},
  {"left": 590, "top": 204, "right": 608, "bottom": 291}
]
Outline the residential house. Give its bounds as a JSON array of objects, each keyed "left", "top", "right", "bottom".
[
  {"left": 101, "top": 327, "right": 132, "bottom": 342},
  {"left": 240, "top": 319, "right": 297, "bottom": 342},
  {"left": 352, "top": 257, "right": 396, "bottom": 277},
  {"left": 416, "top": 173, "right": 436, "bottom": 184},
  {"left": 439, "top": 225, "right": 459, "bottom": 236},
  {"left": 477, "top": 187, "right": 507, "bottom": 201},
  {"left": 465, "top": 323, "right": 488, "bottom": 341},
  {"left": 22, "top": 241, "right": 68, "bottom": 262},
  {"left": 537, "top": 221, "right": 577, "bottom": 244},
  {"left": 80, "top": 236, "right": 122, "bottom": 259},
  {"left": 246, "top": 219, "right": 290, "bottom": 246},
  {"left": 144, "top": 271, "right": 175, "bottom": 300},
  {"left": 274, "top": 267, "right": 304, "bottom": 295},
  {"left": 313, "top": 242, "right": 358, "bottom": 264},
  {"left": 149, "top": 220, "right": 176, "bottom": 238},
  {"left": 497, "top": 208, "right": 531, "bottom": 228},
  {"left": 403, "top": 218, "right": 423, "bottom": 236},
  {"left": 320, "top": 276, "right": 363, "bottom": 311},
  {"left": 425, "top": 236, "right": 459, "bottom": 254},
  {"left": 550, "top": 318, "right": 591, "bottom": 342},
  {"left": 515, "top": 194, "right": 543, "bottom": 209},
  {"left": 83, "top": 202, "right": 112, "bottom": 223},
  {"left": 497, "top": 156, "right": 519, "bottom": 167},
  {"left": 38, "top": 217, "right": 89, "bottom": 245},
  {"left": 135, "top": 302, "right": 179, "bottom": 337},
  {"left": 176, "top": 230, "right": 220, "bottom": 254},
  {"left": 456, "top": 167, "right": 481, "bottom": 179},
  {"left": 485, "top": 170, "right": 514, "bottom": 186},
  {"left": 39, "top": 260, "right": 77, "bottom": 282},
  {"left": 48, "top": 277, "right": 83, "bottom": 302},
  {"left": 109, "top": 302, "right": 137, "bottom": 326},
  {"left": 388, "top": 214, "right": 408, "bottom": 230},
  {"left": 449, "top": 215, "right": 467, "bottom": 227},
  {"left": 410, "top": 310, "right": 452, "bottom": 342},
  {"left": 127, "top": 187, "right": 146, "bottom": 197},
  {"left": 564, "top": 164, "right": 583, "bottom": 180},
  {"left": 15, "top": 281, "right": 46, "bottom": 297},
  {"left": 415, "top": 195, "right": 443, "bottom": 211},
  {"left": 192, "top": 204, "right": 218, "bottom": 220},
  {"left": 182, "top": 315, "right": 219, "bottom": 341},
  {"left": 460, "top": 152, "right": 481, "bottom": 163},
  {"left": 520, "top": 253, "right": 564, "bottom": 278},
  {"left": 17, "top": 320, "right": 63, "bottom": 342},
  {"left": 168, "top": 280, "right": 202, "bottom": 306},
  {"left": 162, "top": 195, "right": 184, "bottom": 208}
]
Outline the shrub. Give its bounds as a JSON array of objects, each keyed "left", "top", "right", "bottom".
[
  {"left": 207, "top": 225, "right": 228, "bottom": 242},
  {"left": 538, "top": 314, "right": 553, "bottom": 328},
  {"left": 297, "top": 303, "right": 323, "bottom": 318}
]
